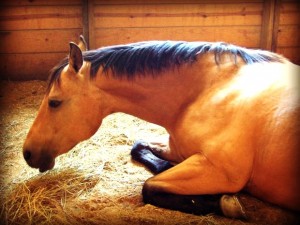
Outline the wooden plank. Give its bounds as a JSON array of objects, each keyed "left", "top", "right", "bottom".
[
  {"left": 82, "top": 0, "right": 89, "bottom": 47},
  {"left": 93, "top": 0, "right": 263, "bottom": 5},
  {"left": 88, "top": 0, "right": 96, "bottom": 49},
  {"left": 260, "top": 0, "right": 276, "bottom": 50},
  {"left": 279, "top": 2, "right": 300, "bottom": 25},
  {"left": 93, "top": 3, "right": 263, "bottom": 28},
  {"left": 277, "top": 25, "right": 300, "bottom": 47},
  {"left": 0, "top": 53, "right": 67, "bottom": 80},
  {"left": 0, "top": 0, "right": 82, "bottom": 6},
  {"left": 271, "top": 0, "right": 281, "bottom": 52},
  {"left": 0, "top": 29, "right": 83, "bottom": 53},
  {"left": 0, "top": 6, "right": 82, "bottom": 30},
  {"left": 94, "top": 26, "right": 261, "bottom": 48},
  {"left": 277, "top": 47, "right": 300, "bottom": 64}
]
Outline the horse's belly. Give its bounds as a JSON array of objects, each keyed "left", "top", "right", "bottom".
[
  {"left": 247, "top": 171, "right": 300, "bottom": 211},
  {"left": 246, "top": 139, "right": 300, "bottom": 211}
]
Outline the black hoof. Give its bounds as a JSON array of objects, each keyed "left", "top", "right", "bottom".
[
  {"left": 131, "top": 140, "right": 151, "bottom": 154},
  {"left": 131, "top": 140, "right": 173, "bottom": 174}
]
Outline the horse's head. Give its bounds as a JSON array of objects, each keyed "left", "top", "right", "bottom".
[{"left": 23, "top": 37, "right": 105, "bottom": 172}]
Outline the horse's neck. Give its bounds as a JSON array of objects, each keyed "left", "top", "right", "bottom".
[
  {"left": 96, "top": 74, "right": 187, "bottom": 129},
  {"left": 95, "top": 59, "right": 237, "bottom": 130}
]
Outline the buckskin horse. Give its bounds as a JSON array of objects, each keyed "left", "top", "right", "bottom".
[{"left": 23, "top": 36, "right": 300, "bottom": 218}]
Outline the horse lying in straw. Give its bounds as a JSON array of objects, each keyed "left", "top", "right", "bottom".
[{"left": 23, "top": 36, "right": 300, "bottom": 219}]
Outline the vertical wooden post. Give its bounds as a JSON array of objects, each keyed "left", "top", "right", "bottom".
[
  {"left": 260, "top": 0, "right": 276, "bottom": 50},
  {"left": 88, "top": 0, "right": 95, "bottom": 49},
  {"left": 271, "top": 0, "right": 281, "bottom": 52},
  {"left": 82, "top": 0, "right": 89, "bottom": 48}
]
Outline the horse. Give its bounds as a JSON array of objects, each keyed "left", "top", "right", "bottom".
[{"left": 23, "top": 36, "right": 300, "bottom": 219}]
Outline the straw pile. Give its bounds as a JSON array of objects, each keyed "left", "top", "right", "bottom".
[
  {"left": 1, "top": 169, "right": 100, "bottom": 225},
  {"left": 0, "top": 81, "right": 299, "bottom": 225},
  {"left": 0, "top": 167, "right": 217, "bottom": 225}
]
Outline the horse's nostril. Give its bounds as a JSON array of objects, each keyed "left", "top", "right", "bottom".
[{"left": 23, "top": 150, "right": 32, "bottom": 161}]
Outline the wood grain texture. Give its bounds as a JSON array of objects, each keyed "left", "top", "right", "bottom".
[
  {"left": 0, "top": 53, "right": 67, "bottom": 80},
  {"left": 94, "top": 26, "right": 261, "bottom": 48},
  {"left": 0, "top": 6, "right": 82, "bottom": 30},
  {"left": 93, "top": 3, "right": 263, "bottom": 28},
  {"left": 0, "top": 29, "right": 83, "bottom": 54},
  {"left": 277, "top": 26, "right": 300, "bottom": 47},
  {"left": 93, "top": 0, "right": 263, "bottom": 4},
  {"left": 0, "top": 0, "right": 82, "bottom": 6},
  {"left": 1, "top": 0, "right": 299, "bottom": 80}
]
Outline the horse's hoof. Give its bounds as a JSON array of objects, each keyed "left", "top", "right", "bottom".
[
  {"left": 131, "top": 140, "right": 173, "bottom": 174},
  {"left": 131, "top": 140, "right": 151, "bottom": 155},
  {"left": 131, "top": 140, "right": 150, "bottom": 149},
  {"left": 220, "top": 195, "right": 247, "bottom": 219}
]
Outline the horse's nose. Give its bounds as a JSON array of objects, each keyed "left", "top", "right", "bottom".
[{"left": 23, "top": 150, "right": 32, "bottom": 161}]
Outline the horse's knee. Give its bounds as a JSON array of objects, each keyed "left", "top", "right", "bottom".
[
  {"left": 142, "top": 178, "right": 170, "bottom": 209},
  {"left": 142, "top": 178, "right": 159, "bottom": 204},
  {"left": 142, "top": 179, "right": 151, "bottom": 204},
  {"left": 142, "top": 177, "right": 176, "bottom": 208}
]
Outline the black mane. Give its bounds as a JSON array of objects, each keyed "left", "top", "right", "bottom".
[{"left": 48, "top": 41, "right": 283, "bottom": 89}]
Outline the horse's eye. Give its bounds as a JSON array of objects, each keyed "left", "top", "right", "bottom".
[{"left": 48, "top": 100, "right": 62, "bottom": 108}]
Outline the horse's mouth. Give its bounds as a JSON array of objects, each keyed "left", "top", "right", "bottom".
[
  {"left": 37, "top": 153, "right": 55, "bottom": 172},
  {"left": 25, "top": 152, "right": 56, "bottom": 173},
  {"left": 39, "top": 159, "right": 55, "bottom": 173}
]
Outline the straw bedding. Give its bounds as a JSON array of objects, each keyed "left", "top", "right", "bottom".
[{"left": 0, "top": 81, "right": 299, "bottom": 225}]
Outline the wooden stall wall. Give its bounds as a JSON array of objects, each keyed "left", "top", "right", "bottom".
[
  {"left": 276, "top": 0, "right": 300, "bottom": 65},
  {"left": 0, "top": 0, "right": 299, "bottom": 80},
  {"left": 90, "top": 0, "right": 263, "bottom": 49},
  {"left": 0, "top": 0, "right": 83, "bottom": 80}
]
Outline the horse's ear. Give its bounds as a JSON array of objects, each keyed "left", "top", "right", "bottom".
[
  {"left": 69, "top": 42, "right": 83, "bottom": 73},
  {"left": 78, "top": 35, "right": 88, "bottom": 51}
]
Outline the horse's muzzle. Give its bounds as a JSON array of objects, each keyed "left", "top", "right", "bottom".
[{"left": 23, "top": 149, "right": 55, "bottom": 172}]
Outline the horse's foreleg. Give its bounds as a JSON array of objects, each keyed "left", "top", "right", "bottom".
[
  {"left": 131, "top": 141, "right": 247, "bottom": 218},
  {"left": 142, "top": 153, "right": 247, "bottom": 219},
  {"left": 143, "top": 189, "right": 245, "bottom": 218}
]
